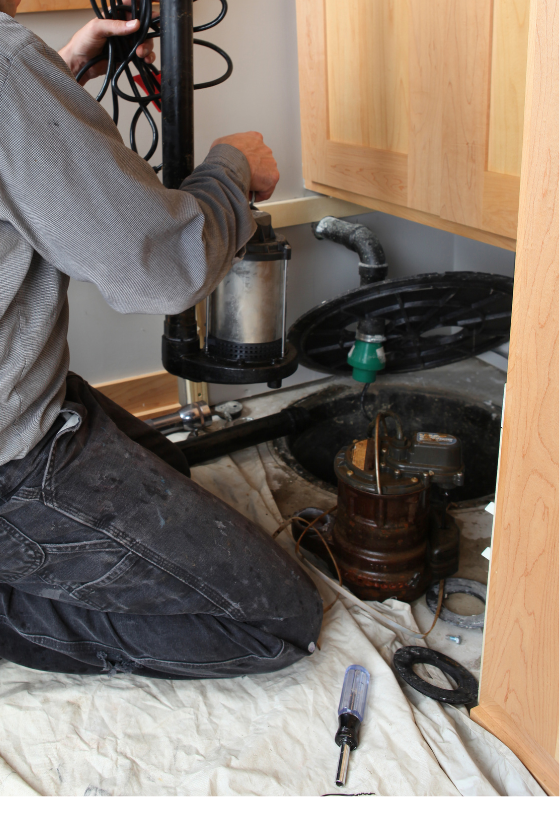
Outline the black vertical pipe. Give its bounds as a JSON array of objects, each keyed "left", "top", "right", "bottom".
[
  {"left": 160, "top": 0, "right": 195, "bottom": 187},
  {"left": 160, "top": 0, "right": 200, "bottom": 358}
]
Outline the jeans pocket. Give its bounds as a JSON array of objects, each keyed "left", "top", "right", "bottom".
[
  {"left": 0, "top": 516, "right": 45, "bottom": 582},
  {"left": 71, "top": 550, "right": 140, "bottom": 609},
  {"left": 71, "top": 550, "right": 216, "bottom": 614}
]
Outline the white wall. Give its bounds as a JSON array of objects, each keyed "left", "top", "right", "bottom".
[{"left": 20, "top": 2, "right": 515, "bottom": 401}]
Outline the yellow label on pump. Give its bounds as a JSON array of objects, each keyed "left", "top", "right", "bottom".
[{"left": 352, "top": 439, "right": 368, "bottom": 469}]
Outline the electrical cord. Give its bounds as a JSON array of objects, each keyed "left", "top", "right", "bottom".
[
  {"left": 77, "top": 0, "right": 233, "bottom": 169},
  {"left": 360, "top": 382, "right": 375, "bottom": 421},
  {"left": 273, "top": 507, "right": 341, "bottom": 615}
]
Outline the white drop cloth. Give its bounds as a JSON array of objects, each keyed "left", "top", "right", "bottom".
[{"left": 0, "top": 444, "right": 544, "bottom": 796}]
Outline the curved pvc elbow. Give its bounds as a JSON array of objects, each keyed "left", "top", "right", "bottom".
[{"left": 312, "top": 216, "right": 388, "bottom": 285}]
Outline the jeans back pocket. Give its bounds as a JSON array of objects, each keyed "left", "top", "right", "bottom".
[{"left": 0, "top": 516, "right": 45, "bottom": 582}]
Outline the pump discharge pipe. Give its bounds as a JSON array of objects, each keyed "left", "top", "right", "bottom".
[{"left": 312, "top": 217, "right": 388, "bottom": 384}]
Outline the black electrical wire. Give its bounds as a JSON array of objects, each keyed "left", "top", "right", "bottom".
[
  {"left": 77, "top": 0, "right": 233, "bottom": 170},
  {"left": 360, "top": 381, "right": 375, "bottom": 422}
]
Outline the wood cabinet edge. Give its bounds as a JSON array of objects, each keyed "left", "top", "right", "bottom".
[
  {"left": 305, "top": 180, "right": 517, "bottom": 252},
  {"left": 471, "top": 702, "right": 559, "bottom": 796}
]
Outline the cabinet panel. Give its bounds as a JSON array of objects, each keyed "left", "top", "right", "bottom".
[
  {"left": 482, "top": 171, "right": 522, "bottom": 237},
  {"left": 297, "top": 0, "right": 529, "bottom": 244},
  {"left": 326, "top": 0, "right": 409, "bottom": 153},
  {"left": 298, "top": 0, "right": 410, "bottom": 207},
  {"left": 488, "top": 0, "right": 531, "bottom": 176},
  {"left": 296, "top": 0, "right": 329, "bottom": 187},
  {"left": 324, "top": 143, "right": 408, "bottom": 205},
  {"left": 408, "top": 0, "right": 445, "bottom": 215},
  {"left": 440, "top": 0, "right": 492, "bottom": 229}
]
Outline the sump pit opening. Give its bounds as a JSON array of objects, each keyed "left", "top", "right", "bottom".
[{"left": 274, "top": 385, "right": 502, "bottom": 505}]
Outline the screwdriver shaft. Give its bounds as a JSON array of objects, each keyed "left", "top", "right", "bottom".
[{"left": 336, "top": 743, "right": 351, "bottom": 786}]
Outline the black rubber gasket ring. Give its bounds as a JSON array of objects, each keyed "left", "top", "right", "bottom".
[
  {"left": 393, "top": 646, "right": 479, "bottom": 706},
  {"left": 426, "top": 577, "right": 487, "bottom": 629}
]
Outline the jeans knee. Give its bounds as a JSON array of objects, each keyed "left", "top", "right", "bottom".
[{"left": 252, "top": 571, "right": 323, "bottom": 654}]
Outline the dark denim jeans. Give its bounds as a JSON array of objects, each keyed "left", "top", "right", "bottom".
[{"left": 0, "top": 374, "right": 322, "bottom": 679}]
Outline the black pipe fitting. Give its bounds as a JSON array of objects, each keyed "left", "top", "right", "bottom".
[
  {"left": 177, "top": 407, "right": 311, "bottom": 465},
  {"left": 312, "top": 216, "right": 388, "bottom": 285},
  {"left": 163, "top": 309, "right": 201, "bottom": 368}
]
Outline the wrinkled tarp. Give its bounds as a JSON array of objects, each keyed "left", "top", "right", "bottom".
[{"left": 0, "top": 444, "right": 544, "bottom": 796}]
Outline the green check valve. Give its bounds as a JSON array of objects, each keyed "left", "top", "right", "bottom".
[{"left": 347, "top": 319, "right": 386, "bottom": 384}]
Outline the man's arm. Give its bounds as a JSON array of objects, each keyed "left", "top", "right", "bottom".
[
  {"left": 55, "top": 15, "right": 278, "bottom": 200},
  {"left": 0, "top": 38, "right": 276, "bottom": 314}
]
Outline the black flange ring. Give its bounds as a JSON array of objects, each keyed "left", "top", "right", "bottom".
[
  {"left": 426, "top": 577, "right": 487, "bottom": 629},
  {"left": 393, "top": 646, "right": 479, "bottom": 707}
]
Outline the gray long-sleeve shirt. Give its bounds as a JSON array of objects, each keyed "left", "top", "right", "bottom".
[{"left": 0, "top": 13, "right": 255, "bottom": 465}]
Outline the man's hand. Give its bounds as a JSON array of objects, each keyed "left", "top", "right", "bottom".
[
  {"left": 211, "top": 132, "right": 280, "bottom": 202},
  {"left": 59, "top": 14, "right": 155, "bottom": 85}
]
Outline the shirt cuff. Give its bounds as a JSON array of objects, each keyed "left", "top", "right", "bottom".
[{"left": 204, "top": 144, "right": 252, "bottom": 194}]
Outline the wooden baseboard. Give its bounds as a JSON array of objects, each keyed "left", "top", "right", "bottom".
[
  {"left": 471, "top": 701, "right": 559, "bottom": 795},
  {"left": 93, "top": 371, "right": 180, "bottom": 421}
]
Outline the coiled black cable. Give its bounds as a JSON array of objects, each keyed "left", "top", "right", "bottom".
[{"left": 76, "top": 0, "right": 233, "bottom": 169}]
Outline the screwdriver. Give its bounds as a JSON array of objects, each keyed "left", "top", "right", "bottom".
[{"left": 335, "top": 664, "right": 370, "bottom": 787}]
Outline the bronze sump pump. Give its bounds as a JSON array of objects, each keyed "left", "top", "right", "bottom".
[{"left": 294, "top": 410, "right": 465, "bottom": 603}]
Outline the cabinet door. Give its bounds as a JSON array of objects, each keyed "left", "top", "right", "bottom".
[{"left": 296, "top": 0, "right": 530, "bottom": 247}]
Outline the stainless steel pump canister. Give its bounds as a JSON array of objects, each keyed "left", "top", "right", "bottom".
[
  {"left": 210, "top": 259, "right": 284, "bottom": 345},
  {"left": 207, "top": 209, "right": 290, "bottom": 362}
]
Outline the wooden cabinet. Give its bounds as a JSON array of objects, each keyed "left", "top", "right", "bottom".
[
  {"left": 296, "top": 0, "right": 530, "bottom": 250},
  {"left": 470, "top": 0, "right": 558, "bottom": 796}
]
